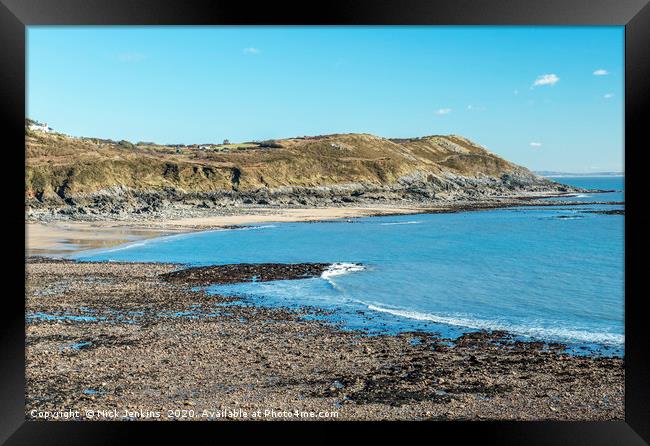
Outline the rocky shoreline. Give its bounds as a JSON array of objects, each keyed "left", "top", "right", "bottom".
[
  {"left": 26, "top": 258, "right": 624, "bottom": 421},
  {"left": 160, "top": 263, "right": 333, "bottom": 285},
  {"left": 27, "top": 187, "right": 615, "bottom": 224},
  {"left": 25, "top": 166, "right": 595, "bottom": 223}
]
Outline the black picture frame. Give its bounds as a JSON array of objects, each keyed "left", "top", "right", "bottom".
[{"left": 2, "top": 0, "right": 648, "bottom": 444}]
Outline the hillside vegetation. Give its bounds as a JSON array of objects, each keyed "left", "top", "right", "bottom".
[{"left": 25, "top": 128, "right": 567, "bottom": 215}]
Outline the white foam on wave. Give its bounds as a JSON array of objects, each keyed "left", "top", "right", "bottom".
[
  {"left": 380, "top": 221, "right": 422, "bottom": 226},
  {"left": 321, "top": 263, "right": 365, "bottom": 280},
  {"left": 554, "top": 216, "right": 584, "bottom": 220},
  {"left": 233, "top": 224, "right": 277, "bottom": 231},
  {"left": 104, "top": 241, "right": 148, "bottom": 252},
  {"left": 366, "top": 304, "right": 624, "bottom": 346}
]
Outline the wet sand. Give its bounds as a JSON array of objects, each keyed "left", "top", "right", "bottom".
[
  {"left": 26, "top": 222, "right": 182, "bottom": 256},
  {"left": 26, "top": 259, "right": 624, "bottom": 421}
]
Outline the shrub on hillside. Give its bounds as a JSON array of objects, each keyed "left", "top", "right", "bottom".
[
  {"left": 118, "top": 140, "right": 135, "bottom": 149},
  {"left": 258, "top": 140, "right": 283, "bottom": 148}
]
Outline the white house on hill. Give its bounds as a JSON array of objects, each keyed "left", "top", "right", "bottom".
[{"left": 28, "top": 121, "right": 53, "bottom": 133}]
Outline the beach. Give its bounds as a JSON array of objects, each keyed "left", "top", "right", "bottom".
[
  {"left": 25, "top": 179, "right": 626, "bottom": 421},
  {"left": 26, "top": 196, "right": 618, "bottom": 255},
  {"left": 26, "top": 258, "right": 624, "bottom": 421}
]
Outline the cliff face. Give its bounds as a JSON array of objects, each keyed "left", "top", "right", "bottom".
[{"left": 25, "top": 130, "right": 569, "bottom": 214}]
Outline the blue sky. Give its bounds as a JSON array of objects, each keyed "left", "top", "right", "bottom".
[{"left": 27, "top": 26, "right": 624, "bottom": 172}]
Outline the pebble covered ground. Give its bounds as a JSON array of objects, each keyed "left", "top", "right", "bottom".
[{"left": 25, "top": 258, "right": 624, "bottom": 421}]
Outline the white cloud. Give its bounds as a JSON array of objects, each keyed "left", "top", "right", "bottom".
[
  {"left": 467, "top": 105, "right": 485, "bottom": 111},
  {"left": 532, "top": 73, "right": 560, "bottom": 88},
  {"left": 529, "top": 142, "right": 543, "bottom": 148},
  {"left": 603, "top": 93, "right": 614, "bottom": 99},
  {"left": 436, "top": 108, "right": 452, "bottom": 115},
  {"left": 243, "top": 47, "right": 260, "bottom": 55},
  {"left": 593, "top": 69, "right": 609, "bottom": 76}
]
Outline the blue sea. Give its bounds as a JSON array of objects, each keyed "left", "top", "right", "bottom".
[{"left": 73, "top": 177, "right": 625, "bottom": 356}]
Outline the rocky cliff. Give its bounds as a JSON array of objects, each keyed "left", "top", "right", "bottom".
[{"left": 25, "top": 129, "right": 571, "bottom": 218}]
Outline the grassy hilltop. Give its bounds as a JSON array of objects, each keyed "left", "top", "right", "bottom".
[
  {"left": 26, "top": 132, "right": 547, "bottom": 195},
  {"left": 25, "top": 125, "right": 568, "bottom": 216}
]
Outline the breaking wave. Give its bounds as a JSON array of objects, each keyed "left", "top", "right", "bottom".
[
  {"left": 321, "top": 263, "right": 365, "bottom": 280},
  {"left": 365, "top": 304, "right": 624, "bottom": 346},
  {"left": 379, "top": 221, "right": 422, "bottom": 226}
]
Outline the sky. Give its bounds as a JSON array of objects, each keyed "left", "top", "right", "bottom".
[{"left": 27, "top": 26, "right": 624, "bottom": 172}]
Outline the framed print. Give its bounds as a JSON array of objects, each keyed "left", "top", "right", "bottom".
[{"left": 1, "top": 0, "right": 649, "bottom": 444}]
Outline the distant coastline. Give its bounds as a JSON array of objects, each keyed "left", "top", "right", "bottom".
[
  {"left": 27, "top": 125, "right": 586, "bottom": 223},
  {"left": 535, "top": 171, "right": 624, "bottom": 178}
]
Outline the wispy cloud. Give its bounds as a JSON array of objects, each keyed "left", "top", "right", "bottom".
[
  {"left": 243, "top": 47, "right": 260, "bottom": 55},
  {"left": 436, "top": 108, "right": 452, "bottom": 115},
  {"left": 593, "top": 69, "right": 609, "bottom": 76},
  {"left": 529, "top": 142, "right": 543, "bottom": 148},
  {"left": 116, "top": 52, "right": 146, "bottom": 62},
  {"left": 466, "top": 105, "right": 485, "bottom": 111},
  {"left": 603, "top": 93, "right": 614, "bottom": 99},
  {"left": 532, "top": 73, "right": 560, "bottom": 88}
]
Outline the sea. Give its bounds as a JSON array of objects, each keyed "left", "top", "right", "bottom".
[{"left": 72, "top": 177, "right": 625, "bottom": 356}]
